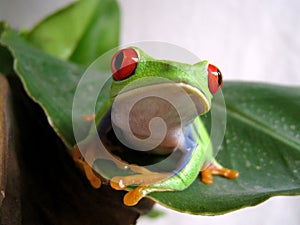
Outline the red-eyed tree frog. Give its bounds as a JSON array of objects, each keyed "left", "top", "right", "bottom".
[{"left": 73, "top": 47, "right": 239, "bottom": 206}]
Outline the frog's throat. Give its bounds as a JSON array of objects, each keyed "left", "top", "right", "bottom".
[{"left": 112, "top": 82, "right": 210, "bottom": 115}]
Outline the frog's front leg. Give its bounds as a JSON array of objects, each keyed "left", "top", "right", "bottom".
[
  {"left": 201, "top": 161, "right": 239, "bottom": 184},
  {"left": 73, "top": 139, "right": 126, "bottom": 188},
  {"left": 110, "top": 166, "right": 171, "bottom": 206}
]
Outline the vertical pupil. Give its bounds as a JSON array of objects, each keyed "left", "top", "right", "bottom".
[
  {"left": 114, "top": 51, "right": 124, "bottom": 71},
  {"left": 217, "top": 70, "right": 222, "bottom": 85}
]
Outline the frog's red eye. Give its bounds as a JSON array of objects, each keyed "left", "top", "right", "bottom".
[
  {"left": 208, "top": 64, "right": 223, "bottom": 94},
  {"left": 111, "top": 48, "right": 138, "bottom": 81}
]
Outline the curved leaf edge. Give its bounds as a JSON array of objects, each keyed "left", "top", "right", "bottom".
[
  {"left": 148, "top": 190, "right": 300, "bottom": 215},
  {"left": 0, "top": 25, "right": 81, "bottom": 150}
]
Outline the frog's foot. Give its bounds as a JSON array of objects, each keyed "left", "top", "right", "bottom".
[
  {"left": 73, "top": 146, "right": 102, "bottom": 188},
  {"left": 110, "top": 171, "right": 170, "bottom": 190},
  {"left": 110, "top": 167, "right": 171, "bottom": 206},
  {"left": 201, "top": 162, "right": 239, "bottom": 184},
  {"left": 123, "top": 186, "right": 147, "bottom": 206}
]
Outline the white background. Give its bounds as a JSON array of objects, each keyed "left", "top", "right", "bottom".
[{"left": 1, "top": 0, "right": 300, "bottom": 224}]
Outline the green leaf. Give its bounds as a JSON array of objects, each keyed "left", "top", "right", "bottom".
[
  {"left": 25, "top": 0, "right": 120, "bottom": 65},
  {"left": 143, "top": 208, "right": 166, "bottom": 219},
  {"left": 149, "top": 82, "right": 300, "bottom": 214},
  {"left": 0, "top": 26, "right": 85, "bottom": 148},
  {"left": 0, "top": 22, "right": 6, "bottom": 35},
  {"left": 69, "top": 0, "right": 120, "bottom": 66}
]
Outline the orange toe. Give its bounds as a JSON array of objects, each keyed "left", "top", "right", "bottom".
[
  {"left": 201, "top": 163, "right": 239, "bottom": 184},
  {"left": 123, "top": 186, "right": 145, "bottom": 206}
]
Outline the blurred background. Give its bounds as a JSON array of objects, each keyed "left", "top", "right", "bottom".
[{"left": 1, "top": 0, "right": 300, "bottom": 224}]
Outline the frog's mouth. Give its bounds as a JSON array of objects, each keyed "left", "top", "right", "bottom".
[{"left": 113, "top": 82, "right": 210, "bottom": 116}]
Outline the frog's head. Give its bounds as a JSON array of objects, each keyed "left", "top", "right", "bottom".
[
  {"left": 110, "top": 47, "right": 222, "bottom": 113},
  {"left": 109, "top": 47, "right": 223, "bottom": 150}
]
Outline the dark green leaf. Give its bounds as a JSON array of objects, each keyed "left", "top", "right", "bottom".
[
  {"left": 0, "top": 26, "right": 85, "bottom": 148},
  {"left": 0, "top": 45, "right": 13, "bottom": 75},
  {"left": 0, "top": 22, "right": 14, "bottom": 74},
  {"left": 25, "top": 0, "right": 120, "bottom": 66},
  {"left": 149, "top": 82, "right": 300, "bottom": 214}
]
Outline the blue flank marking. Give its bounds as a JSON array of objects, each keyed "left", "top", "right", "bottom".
[{"left": 170, "top": 123, "right": 199, "bottom": 175}]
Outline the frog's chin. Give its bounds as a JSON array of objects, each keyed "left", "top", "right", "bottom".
[{"left": 112, "top": 82, "right": 210, "bottom": 116}]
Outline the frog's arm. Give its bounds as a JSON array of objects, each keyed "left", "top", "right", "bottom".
[
  {"left": 72, "top": 76, "right": 114, "bottom": 188},
  {"left": 110, "top": 118, "right": 207, "bottom": 206},
  {"left": 72, "top": 99, "right": 112, "bottom": 188},
  {"left": 193, "top": 118, "right": 239, "bottom": 184},
  {"left": 110, "top": 116, "right": 238, "bottom": 206}
]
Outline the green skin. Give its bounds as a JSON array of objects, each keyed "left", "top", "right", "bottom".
[{"left": 79, "top": 47, "right": 237, "bottom": 206}]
